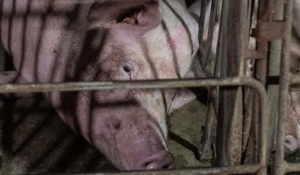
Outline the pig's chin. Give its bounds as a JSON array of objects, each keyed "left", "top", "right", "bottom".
[{"left": 90, "top": 106, "right": 173, "bottom": 170}]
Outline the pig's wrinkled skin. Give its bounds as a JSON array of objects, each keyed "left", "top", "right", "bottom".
[{"left": 0, "top": 0, "right": 200, "bottom": 170}]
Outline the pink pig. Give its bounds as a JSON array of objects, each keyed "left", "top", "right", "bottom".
[{"left": 0, "top": 0, "right": 200, "bottom": 170}]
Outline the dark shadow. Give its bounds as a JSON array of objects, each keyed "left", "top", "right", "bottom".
[
  {"left": 1, "top": 98, "right": 15, "bottom": 153},
  {"left": 12, "top": 105, "right": 55, "bottom": 155},
  {"left": 169, "top": 131, "right": 200, "bottom": 161},
  {"left": 189, "top": 87, "right": 209, "bottom": 104}
]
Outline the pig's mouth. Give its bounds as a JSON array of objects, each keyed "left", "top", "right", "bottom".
[{"left": 135, "top": 150, "right": 174, "bottom": 170}]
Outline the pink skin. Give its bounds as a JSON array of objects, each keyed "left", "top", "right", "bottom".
[{"left": 0, "top": 0, "right": 199, "bottom": 170}]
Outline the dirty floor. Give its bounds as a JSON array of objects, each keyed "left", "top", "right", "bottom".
[
  {"left": 0, "top": 92, "right": 209, "bottom": 174},
  {"left": 2, "top": 92, "right": 300, "bottom": 174}
]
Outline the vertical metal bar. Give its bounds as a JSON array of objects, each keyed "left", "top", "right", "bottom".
[
  {"left": 204, "top": 0, "right": 217, "bottom": 77},
  {"left": 200, "top": 0, "right": 222, "bottom": 161},
  {"left": 255, "top": 0, "right": 273, "bottom": 86},
  {"left": 274, "top": 1, "right": 293, "bottom": 175},
  {"left": 216, "top": 0, "right": 229, "bottom": 166},
  {"left": 217, "top": 0, "right": 250, "bottom": 166},
  {"left": 265, "top": 0, "right": 284, "bottom": 166},
  {"left": 237, "top": 0, "right": 248, "bottom": 77}
]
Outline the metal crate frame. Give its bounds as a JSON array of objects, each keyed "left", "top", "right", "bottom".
[{"left": 0, "top": 0, "right": 296, "bottom": 174}]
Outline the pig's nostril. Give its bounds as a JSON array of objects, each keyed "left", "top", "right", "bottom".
[
  {"left": 137, "top": 151, "right": 174, "bottom": 170},
  {"left": 162, "top": 164, "right": 171, "bottom": 169},
  {"left": 123, "top": 65, "right": 132, "bottom": 73},
  {"left": 285, "top": 134, "right": 299, "bottom": 152}
]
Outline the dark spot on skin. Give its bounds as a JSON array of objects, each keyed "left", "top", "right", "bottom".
[{"left": 114, "top": 123, "right": 121, "bottom": 130}]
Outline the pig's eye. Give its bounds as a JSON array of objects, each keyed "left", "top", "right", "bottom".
[{"left": 123, "top": 65, "right": 132, "bottom": 73}]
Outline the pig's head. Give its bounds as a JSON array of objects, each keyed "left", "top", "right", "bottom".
[{"left": 49, "top": 0, "right": 199, "bottom": 170}]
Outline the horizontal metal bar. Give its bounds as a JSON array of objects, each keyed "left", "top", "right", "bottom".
[
  {"left": 290, "top": 74, "right": 300, "bottom": 85},
  {"left": 0, "top": 77, "right": 265, "bottom": 94},
  {"left": 50, "top": 165, "right": 262, "bottom": 175},
  {"left": 252, "top": 21, "right": 286, "bottom": 41},
  {"left": 284, "top": 162, "right": 300, "bottom": 173},
  {"left": 246, "top": 50, "right": 266, "bottom": 59}
]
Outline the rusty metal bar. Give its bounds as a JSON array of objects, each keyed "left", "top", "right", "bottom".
[
  {"left": 255, "top": 0, "right": 274, "bottom": 86},
  {"left": 204, "top": 0, "right": 218, "bottom": 76},
  {"left": 50, "top": 164, "right": 262, "bottom": 175},
  {"left": 252, "top": 7, "right": 275, "bottom": 168},
  {"left": 285, "top": 162, "right": 300, "bottom": 172},
  {"left": 265, "top": 0, "right": 284, "bottom": 167},
  {"left": 200, "top": 0, "right": 222, "bottom": 162},
  {"left": 237, "top": 0, "right": 248, "bottom": 77},
  {"left": 226, "top": 0, "right": 248, "bottom": 165},
  {"left": 274, "top": 0, "right": 293, "bottom": 174},
  {"left": 253, "top": 21, "right": 286, "bottom": 41},
  {"left": 0, "top": 77, "right": 264, "bottom": 94}
]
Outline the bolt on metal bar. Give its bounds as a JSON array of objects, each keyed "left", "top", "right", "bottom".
[{"left": 274, "top": 0, "right": 293, "bottom": 174}]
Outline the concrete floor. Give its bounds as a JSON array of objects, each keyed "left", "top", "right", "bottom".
[
  {"left": 2, "top": 92, "right": 300, "bottom": 174},
  {"left": 0, "top": 92, "right": 209, "bottom": 174}
]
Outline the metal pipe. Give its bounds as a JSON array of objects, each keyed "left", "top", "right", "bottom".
[
  {"left": 274, "top": 0, "right": 293, "bottom": 174},
  {"left": 265, "top": 0, "right": 284, "bottom": 166},
  {"left": 0, "top": 77, "right": 265, "bottom": 94},
  {"left": 285, "top": 162, "right": 300, "bottom": 173},
  {"left": 48, "top": 164, "right": 262, "bottom": 175},
  {"left": 290, "top": 74, "right": 300, "bottom": 84}
]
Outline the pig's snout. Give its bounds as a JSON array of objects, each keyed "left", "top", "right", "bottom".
[
  {"left": 136, "top": 150, "right": 174, "bottom": 170},
  {"left": 285, "top": 134, "right": 299, "bottom": 152}
]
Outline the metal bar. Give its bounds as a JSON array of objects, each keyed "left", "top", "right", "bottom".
[
  {"left": 253, "top": 21, "right": 286, "bottom": 41},
  {"left": 290, "top": 74, "right": 300, "bottom": 84},
  {"left": 265, "top": 0, "right": 284, "bottom": 167},
  {"left": 237, "top": 0, "right": 248, "bottom": 77},
  {"left": 0, "top": 77, "right": 265, "bottom": 94},
  {"left": 285, "top": 162, "right": 300, "bottom": 173},
  {"left": 255, "top": 0, "right": 274, "bottom": 86},
  {"left": 216, "top": 0, "right": 229, "bottom": 166},
  {"left": 274, "top": 0, "right": 293, "bottom": 174},
  {"left": 204, "top": 0, "right": 217, "bottom": 77},
  {"left": 48, "top": 165, "right": 262, "bottom": 175},
  {"left": 200, "top": 0, "right": 222, "bottom": 162}
]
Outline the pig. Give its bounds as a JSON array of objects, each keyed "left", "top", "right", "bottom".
[{"left": 0, "top": 0, "right": 200, "bottom": 170}]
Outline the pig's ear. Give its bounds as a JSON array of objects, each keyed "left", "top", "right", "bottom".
[{"left": 87, "top": 0, "right": 162, "bottom": 35}]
